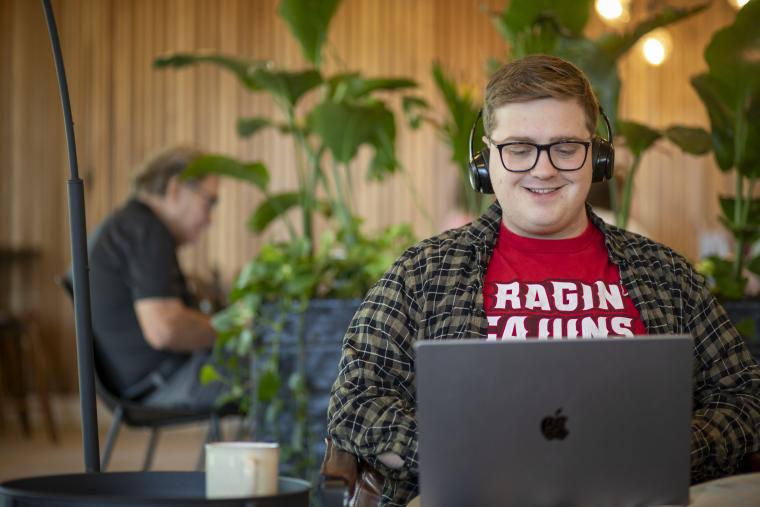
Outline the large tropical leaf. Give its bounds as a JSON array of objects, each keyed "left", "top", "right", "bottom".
[
  {"left": 250, "top": 68, "right": 323, "bottom": 109},
  {"left": 237, "top": 117, "right": 273, "bottom": 138},
  {"left": 183, "top": 155, "right": 269, "bottom": 191},
  {"left": 249, "top": 192, "right": 301, "bottom": 232},
  {"left": 558, "top": 3, "right": 707, "bottom": 126},
  {"left": 326, "top": 73, "right": 417, "bottom": 101},
  {"left": 691, "top": 73, "right": 736, "bottom": 172},
  {"left": 704, "top": 0, "right": 760, "bottom": 96},
  {"left": 402, "top": 96, "right": 429, "bottom": 130},
  {"left": 702, "top": 0, "right": 760, "bottom": 178},
  {"left": 663, "top": 126, "right": 712, "bottom": 155},
  {"left": 154, "top": 52, "right": 267, "bottom": 91},
  {"left": 278, "top": 0, "right": 342, "bottom": 67},
  {"left": 718, "top": 196, "right": 760, "bottom": 243},
  {"left": 495, "top": 0, "right": 591, "bottom": 40},
  {"left": 617, "top": 121, "right": 661, "bottom": 158},
  {"left": 307, "top": 101, "right": 398, "bottom": 178},
  {"left": 366, "top": 107, "right": 400, "bottom": 180}
]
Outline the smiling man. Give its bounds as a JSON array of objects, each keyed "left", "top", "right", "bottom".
[
  {"left": 88, "top": 146, "right": 224, "bottom": 410},
  {"left": 327, "top": 55, "right": 760, "bottom": 507}
]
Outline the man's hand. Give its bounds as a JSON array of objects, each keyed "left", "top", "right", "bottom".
[
  {"left": 135, "top": 297, "right": 216, "bottom": 351},
  {"left": 378, "top": 452, "right": 404, "bottom": 469}
]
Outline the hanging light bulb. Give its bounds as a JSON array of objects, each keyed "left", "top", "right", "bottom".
[
  {"left": 728, "top": 0, "right": 750, "bottom": 9},
  {"left": 596, "top": 0, "right": 631, "bottom": 24},
  {"left": 641, "top": 29, "right": 673, "bottom": 66}
]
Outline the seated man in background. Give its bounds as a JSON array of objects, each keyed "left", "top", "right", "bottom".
[
  {"left": 88, "top": 145, "right": 222, "bottom": 409},
  {"left": 327, "top": 55, "right": 760, "bottom": 507}
]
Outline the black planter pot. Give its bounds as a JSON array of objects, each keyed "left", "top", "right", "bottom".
[
  {"left": 723, "top": 299, "right": 760, "bottom": 363},
  {"left": 253, "top": 299, "right": 362, "bottom": 477},
  {"left": 0, "top": 473, "right": 310, "bottom": 506}
]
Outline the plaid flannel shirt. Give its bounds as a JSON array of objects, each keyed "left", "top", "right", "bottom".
[{"left": 327, "top": 202, "right": 760, "bottom": 507}]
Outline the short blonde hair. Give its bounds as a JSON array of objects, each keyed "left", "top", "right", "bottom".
[
  {"left": 483, "top": 54, "right": 599, "bottom": 136},
  {"left": 131, "top": 145, "right": 204, "bottom": 196}
]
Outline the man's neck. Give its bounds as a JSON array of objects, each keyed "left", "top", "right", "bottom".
[{"left": 136, "top": 193, "right": 182, "bottom": 245}]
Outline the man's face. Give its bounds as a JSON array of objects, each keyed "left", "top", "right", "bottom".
[
  {"left": 488, "top": 98, "right": 593, "bottom": 239},
  {"left": 169, "top": 175, "right": 219, "bottom": 244}
]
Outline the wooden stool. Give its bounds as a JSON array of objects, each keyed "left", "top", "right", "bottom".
[{"left": 0, "top": 313, "right": 58, "bottom": 443}]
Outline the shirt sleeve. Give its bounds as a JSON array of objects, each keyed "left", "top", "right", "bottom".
[
  {"left": 686, "top": 265, "right": 760, "bottom": 481},
  {"left": 327, "top": 253, "right": 422, "bottom": 481}
]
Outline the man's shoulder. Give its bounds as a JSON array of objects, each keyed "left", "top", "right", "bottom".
[
  {"left": 599, "top": 219, "right": 696, "bottom": 276},
  {"left": 96, "top": 199, "right": 170, "bottom": 245},
  {"left": 90, "top": 199, "right": 176, "bottom": 270},
  {"left": 396, "top": 219, "right": 492, "bottom": 270}
]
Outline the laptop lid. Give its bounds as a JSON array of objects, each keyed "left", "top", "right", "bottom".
[{"left": 416, "top": 336, "right": 693, "bottom": 507}]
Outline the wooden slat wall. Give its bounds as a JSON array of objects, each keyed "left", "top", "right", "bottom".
[{"left": 0, "top": 0, "right": 738, "bottom": 392}]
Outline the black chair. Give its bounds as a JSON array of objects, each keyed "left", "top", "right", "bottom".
[{"left": 56, "top": 276, "right": 239, "bottom": 471}]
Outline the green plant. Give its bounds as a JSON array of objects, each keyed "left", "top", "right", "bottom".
[
  {"left": 691, "top": 0, "right": 760, "bottom": 300},
  {"left": 422, "top": 62, "right": 489, "bottom": 217},
  {"left": 155, "top": 0, "right": 419, "bottom": 477},
  {"left": 487, "top": 0, "right": 712, "bottom": 229}
]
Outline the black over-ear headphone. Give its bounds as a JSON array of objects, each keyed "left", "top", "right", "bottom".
[{"left": 468, "top": 108, "right": 615, "bottom": 194}]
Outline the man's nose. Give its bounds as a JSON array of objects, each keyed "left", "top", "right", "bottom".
[{"left": 530, "top": 149, "right": 558, "bottom": 178}]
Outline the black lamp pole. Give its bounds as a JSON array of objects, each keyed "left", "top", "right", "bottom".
[{"left": 41, "top": 0, "right": 100, "bottom": 473}]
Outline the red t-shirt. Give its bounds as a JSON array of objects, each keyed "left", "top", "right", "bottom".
[{"left": 484, "top": 221, "right": 647, "bottom": 340}]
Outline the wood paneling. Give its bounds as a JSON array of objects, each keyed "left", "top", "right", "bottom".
[{"left": 0, "top": 0, "right": 739, "bottom": 391}]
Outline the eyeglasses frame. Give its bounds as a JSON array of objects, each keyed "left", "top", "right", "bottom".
[{"left": 487, "top": 139, "right": 592, "bottom": 173}]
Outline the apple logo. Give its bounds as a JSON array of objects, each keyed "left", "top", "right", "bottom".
[{"left": 540, "top": 408, "right": 569, "bottom": 440}]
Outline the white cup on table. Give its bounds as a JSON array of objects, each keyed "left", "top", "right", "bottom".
[{"left": 205, "top": 441, "right": 280, "bottom": 499}]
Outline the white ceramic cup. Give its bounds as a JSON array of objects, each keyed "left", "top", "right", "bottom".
[{"left": 205, "top": 442, "right": 280, "bottom": 499}]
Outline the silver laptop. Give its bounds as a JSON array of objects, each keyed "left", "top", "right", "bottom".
[{"left": 415, "top": 336, "right": 693, "bottom": 507}]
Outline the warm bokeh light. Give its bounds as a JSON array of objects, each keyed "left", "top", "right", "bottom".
[
  {"left": 641, "top": 29, "right": 673, "bottom": 66},
  {"left": 596, "top": 0, "right": 624, "bottom": 20},
  {"left": 595, "top": 0, "right": 631, "bottom": 25},
  {"left": 728, "top": 0, "right": 750, "bottom": 9}
]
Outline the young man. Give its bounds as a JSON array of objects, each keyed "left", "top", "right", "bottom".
[
  {"left": 88, "top": 146, "right": 223, "bottom": 409},
  {"left": 327, "top": 55, "right": 760, "bottom": 507}
]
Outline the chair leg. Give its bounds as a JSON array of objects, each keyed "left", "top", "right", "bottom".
[
  {"left": 0, "top": 362, "right": 7, "bottom": 433},
  {"left": 2, "top": 330, "right": 31, "bottom": 437},
  {"left": 196, "top": 413, "right": 221, "bottom": 471},
  {"left": 25, "top": 322, "right": 58, "bottom": 443},
  {"left": 102, "top": 404, "right": 123, "bottom": 471},
  {"left": 143, "top": 428, "right": 160, "bottom": 471}
]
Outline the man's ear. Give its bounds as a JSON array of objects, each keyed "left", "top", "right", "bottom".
[
  {"left": 164, "top": 175, "right": 182, "bottom": 201},
  {"left": 482, "top": 135, "right": 490, "bottom": 146}
]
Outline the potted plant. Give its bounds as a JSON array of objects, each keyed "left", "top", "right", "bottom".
[
  {"left": 691, "top": 0, "right": 760, "bottom": 356},
  {"left": 154, "top": 0, "right": 419, "bottom": 478},
  {"left": 487, "top": 0, "right": 712, "bottom": 229}
]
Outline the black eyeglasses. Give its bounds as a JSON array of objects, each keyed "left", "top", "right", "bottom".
[
  {"left": 489, "top": 140, "right": 591, "bottom": 172},
  {"left": 187, "top": 184, "right": 218, "bottom": 210}
]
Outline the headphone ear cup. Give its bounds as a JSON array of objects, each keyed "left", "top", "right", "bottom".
[
  {"left": 468, "top": 149, "right": 493, "bottom": 194},
  {"left": 591, "top": 136, "right": 615, "bottom": 183}
]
